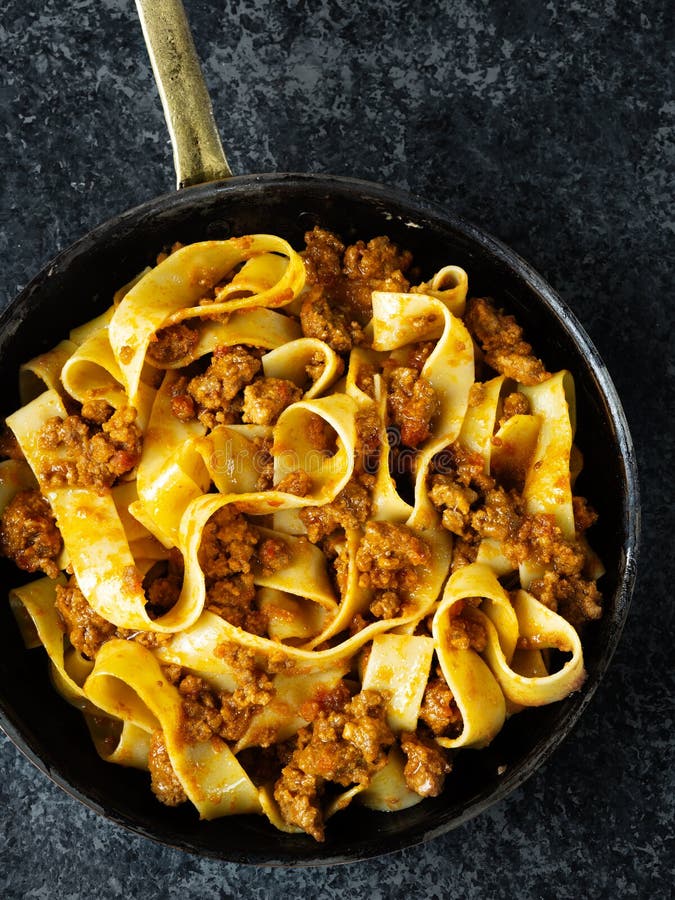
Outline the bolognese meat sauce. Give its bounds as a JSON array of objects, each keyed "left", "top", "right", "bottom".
[{"left": 0, "top": 226, "right": 604, "bottom": 842}]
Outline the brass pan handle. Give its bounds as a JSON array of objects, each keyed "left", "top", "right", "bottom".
[{"left": 135, "top": 0, "right": 232, "bottom": 188}]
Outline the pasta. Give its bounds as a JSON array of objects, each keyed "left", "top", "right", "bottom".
[{"left": 0, "top": 228, "right": 604, "bottom": 841}]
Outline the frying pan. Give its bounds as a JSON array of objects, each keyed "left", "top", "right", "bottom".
[{"left": 0, "top": 0, "right": 639, "bottom": 866}]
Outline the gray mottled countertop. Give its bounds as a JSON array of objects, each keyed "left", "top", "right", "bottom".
[{"left": 0, "top": 0, "right": 673, "bottom": 896}]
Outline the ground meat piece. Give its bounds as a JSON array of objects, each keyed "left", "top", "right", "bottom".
[
  {"left": 558, "top": 577, "right": 604, "bottom": 629},
  {"left": 441, "top": 502, "right": 474, "bottom": 539},
  {"left": 529, "top": 571, "right": 603, "bottom": 630},
  {"left": 55, "top": 577, "right": 117, "bottom": 659},
  {"left": 302, "top": 228, "right": 412, "bottom": 325},
  {"left": 221, "top": 668, "right": 275, "bottom": 742},
  {"left": 89, "top": 410, "right": 135, "bottom": 474},
  {"left": 302, "top": 226, "right": 345, "bottom": 286},
  {"left": 298, "top": 681, "right": 352, "bottom": 723},
  {"left": 199, "top": 505, "right": 259, "bottom": 581},
  {"left": 342, "top": 235, "right": 412, "bottom": 322},
  {"left": 321, "top": 533, "right": 350, "bottom": 596},
  {"left": 355, "top": 407, "right": 381, "bottom": 476},
  {"left": 386, "top": 366, "right": 437, "bottom": 447},
  {"left": 450, "top": 536, "right": 479, "bottom": 572},
  {"left": 471, "top": 486, "right": 523, "bottom": 545},
  {"left": 274, "top": 767, "right": 325, "bottom": 841},
  {"left": 207, "top": 574, "right": 264, "bottom": 633},
  {"left": 435, "top": 441, "right": 495, "bottom": 493},
  {"left": 143, "top": 549, "right": 184, "bottom": 616},
  {"left": 38, "top": 406, "right": 142, "bottom": 490},
  {"left": 519, "top": 513, "right": 586, "bottom": 575},
  {"left": 257, "top": 537, "right": 291, "bottom": 575},
  {"left": 96, "top": 406, "right": 143, "bottom": 475},
  {"left": 465, "top": 297, "right": 549, "bottom": 385},
  {"left": 187, "top": 345, "right": 261, "bottom": 429},
  {"left": 37, "top": 415, "right": 92, "bottom": 484},
  {"left": 198, "top": 505, "right": 264, "bottom": 633},
  {"left": 80, "top": 399, "right": 114, "bottom": 424},
  {"left": 444, "top": 609, "right": 487, "bottom": 651},
  {"left": 169, "top": 375, "right": 196, "bottom": 422},
  {"left": 355, "top": 521, "right": 431, "bottom": 593},
  {"left": 147, "top": 323, "right": 199, "bottom": 366},
  {"left": 162, "top": 663, "right": 183, "bottom": 684},
  {"left": 0, "top": 489, "right": 62, "bottom": 578},
  {"left": 341, "top": 691, "right": 395, "bottom": 764},
  {"left": 355, "top": 363, "right": 376, "bottom": 398},
  {"left": 300, "top": 286, "right": 354, "bottom": 353},
  {"left": 275, "top": 469, "right": 313, "bottom": 496},
  {"left": 0, "top": 425, "right": 24, "bottom": 460},
  {"left": 291, "top": 689, "right": 393, "bottom": 786},
  {"left": 252, "top": 436, "right": 274, "bottom": 491},
  {"left": 274, "top": 689, "right": 394, "bottom": 840},
  {"left": 178, "top": 673, "right": 216, "bottom": 699},
  {"left": 400, "top": 731, "right": 451, "bottom": 797},
  {"left": 148, "top": 730, "right": 187, "bottom": 807},
  {"left": 369, "top": 589, "right": 402, "bottom": 620},
  {"left": 419, "top": 675, "right": 463, "bottom": 736},
  {"left": 171, "top": 655, "right": 274, "bottom": 745},
  {"left": 182, "top": 687, "right": 224, "bottom": 743},
  {"left": 242, "top": 378, "right": 302, "bottom": 426},
  {"left": 305, "top": 352, "right": 328, "bottom": 384},
  {"left": 178, "top": 673, "right": 226, "bottom": 743},
  {"left": 429, "top": 474, "right": 478, "bottom": 538},
  {"left": 573, "top": 495, "right": 599, "bottom": 533},
  {"left": 500, "top": 391, "right": 531, "bottom": 425},
  {"left": 214, "top": 640, "right": 266, "bottom": 679},
  {"left": 300, "top": 477, "right": 371, "bottom": 542},
  {"left": 224, "top": 678, "right": 258, "bottom": 719},
  {"left": 170, "top": 393, "right": 197, "bottom": 422},
  {"left": 343, "top": 235, "right": 411, "bottom": 285}
]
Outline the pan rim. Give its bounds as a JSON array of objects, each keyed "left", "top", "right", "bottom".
[{"left": 0, "top": 171, "right": 640, "bottom": 865}]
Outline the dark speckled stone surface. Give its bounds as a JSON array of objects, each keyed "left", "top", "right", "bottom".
[{"left": 0, "top": 0, "right": 673, "bottom": 896}]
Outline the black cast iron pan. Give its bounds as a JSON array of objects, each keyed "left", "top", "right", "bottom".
[{"left": 0, "top": 0, "right": 639, "bottom": 866}]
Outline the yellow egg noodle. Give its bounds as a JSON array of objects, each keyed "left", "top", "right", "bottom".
[{"left": 3, "top": 234, "right": 601, "bottom": 836}]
